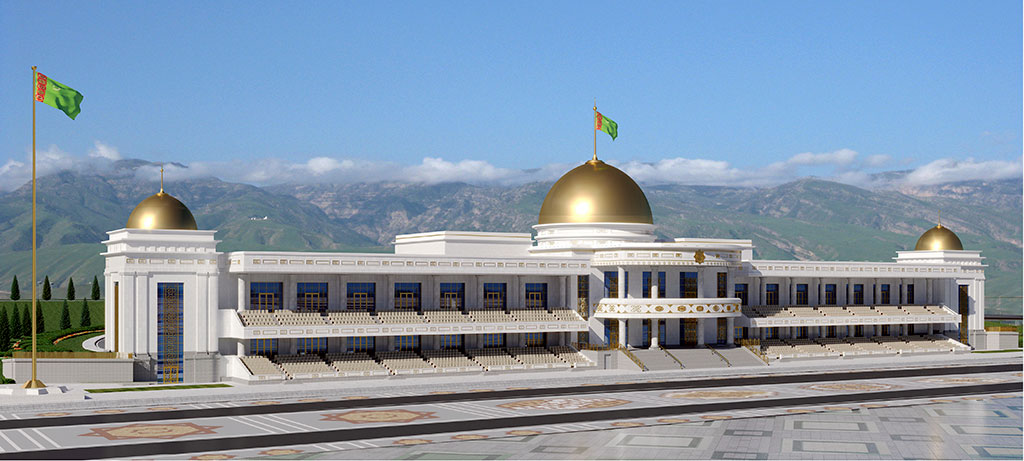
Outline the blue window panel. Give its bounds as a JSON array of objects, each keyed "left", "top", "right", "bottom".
[
  {"left": 440, "top": 283, "right": 465, "bottom": 310},
  {"left": 483, "top": 283, "right": 506, "bottom": 310},
  {"left": 680, "top": 272, "right": 698, "bottom": 298},
  {"left": 482, "top": 333, "right": 504, "bottom": 347},
  {"left": 347, "top": 283, "right": 376, "bottom": 311},
  {"left": 525, "top": 283, "right": 548, "bottom": 309},
  {"left": 765, "top": 283, "right": 779, "bottom": 305},
  {"left": 394, "top": 282, "right": 421, "bottom": 311},
  {"left": 297, "top": 282, "right": 328, "bottom": 312},
  {"left": 250, "top": 282, "right": 282, "bottom": 311},
  {"left": 735, "top": 284, "right": 749, "bottom": 306},
  {"left": 157, "top": 282, "right": 184, "bottom": 383}
]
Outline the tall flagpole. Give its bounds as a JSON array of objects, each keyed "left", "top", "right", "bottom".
[
  {"left": 23, "top": 66, "right": 45, "bottom": 389},
  {"left": 593, "top": 98, "right": 598, "bottom": 161}
]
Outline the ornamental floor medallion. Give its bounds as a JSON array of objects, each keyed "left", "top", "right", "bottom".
[
  {"left": 321, "top": 409, "right": 437, "bottom": 424},
  {"left": 661, "top": 389, "right": 777, "bottom": 400},
  {"left": 81, "top": 422, "right": 221, "bottom": 440},
  {"left": 917, "top": 376, "right": 1009, "bottom": 385},
  {"left": 802, "top": 382, "right": 898, "bottom": 392},
  {"left": 498, "top": 397, "right": 631, "bottom": 410}
]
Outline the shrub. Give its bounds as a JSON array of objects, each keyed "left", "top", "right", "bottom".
[
  {"left": 66, "top": 278, "right": 76, "bottom": 301},
  {"left": 42, "top": 276, "right": 51, "bottom": 301},
  {"left": 9, "top": 276, "right": 19, "bottom": 301},
  {"left": 60, "top": 300, "right": 72, "bottom": 330},
  {"left": 91, "top": 276, "right": 100, "bottom": 300},
  {"left": 79, "top": 298, "right": 92, "bottom": 327}
]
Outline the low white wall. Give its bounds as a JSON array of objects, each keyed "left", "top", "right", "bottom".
[{"left": 2, "top": 358, "right": 134, "bottom": 384}]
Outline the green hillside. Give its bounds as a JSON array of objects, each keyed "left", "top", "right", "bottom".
[{"left": 0, "top": 165, "right": 1019, "bottom": 315}]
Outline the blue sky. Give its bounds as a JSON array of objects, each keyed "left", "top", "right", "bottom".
[{"left": 0, "top": 1, "right": 1020, "bottom": 190}]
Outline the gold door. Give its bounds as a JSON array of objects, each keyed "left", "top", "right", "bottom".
[
  {"left": 348, "top": 292, "right": 371, "bottom": 311},
  {"left": 683, "top": 319, "right": 698, "bottom": 346},
  {"left": 396, "top": 291, "right": 417, "bottom": 310},
  {"left": 484, "top": 291, "right": 504, "bottom": 310},
  {"left": 717, "top": 318, "right": 728, "bottom": 343},
  {"left": 257, "top": 292, "right": 276, "bottom": 311},
  {"left": 441, "top": 292, "right": 462, "bottom": 310},
  {"left": 607, "top": 319, "right": 619, "bottom": 346}
]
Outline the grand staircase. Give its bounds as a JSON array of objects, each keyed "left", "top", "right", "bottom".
[
  {"left": 711, "top": 345, "right": 768, "bottom": 367},
  {"left": 629, "top": 348, "right": 683, "bottom": 371},
  {"left": 665, "top": 348, "right": 729, "bottom": 369}
]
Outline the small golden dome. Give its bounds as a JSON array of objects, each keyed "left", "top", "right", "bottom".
[
  {"left": 126, "top": 191, "right": 198, "bottom": 230},
  {"left": 538, "top": 159, "right": 653, "bottom": 225},
  {"left": 914, "top": 224, "right": 963, "bottom": 251}
]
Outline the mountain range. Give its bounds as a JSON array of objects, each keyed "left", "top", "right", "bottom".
[{"left": 0, "top": 159, "right": 1019, "bottom": 315}]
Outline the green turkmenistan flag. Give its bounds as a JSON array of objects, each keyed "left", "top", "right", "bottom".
[
  {"left": 595, "top": 110, "right": 617, "bottom": 140},
  {"left": 35, "top": 72, "right": 83, "bottom": 120}
]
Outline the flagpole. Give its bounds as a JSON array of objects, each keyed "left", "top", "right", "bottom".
[
  {"left": 592, "top": 100, "right": 597, "bottom": 162},
  {"left": 23, "top": 66, "right": 45, "bottom": 389}
]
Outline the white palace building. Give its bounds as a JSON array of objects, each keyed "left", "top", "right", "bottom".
[{"left": 100, "top": 158, "right": 989, "bottom": 383}]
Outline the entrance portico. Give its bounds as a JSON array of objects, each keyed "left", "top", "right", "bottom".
[{"left": 595, "top": 297, "right": 742, "bottom": 348}]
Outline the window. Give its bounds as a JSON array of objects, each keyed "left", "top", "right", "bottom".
[
  {"left": 250, "top": 282, "right": 282, "bottom": 311},
  {"left": 483, "top": 283, "right": 506, "bottom": 310},
  {"left": 880, "top": 284, "right": 891, "bottom": 304},
  {"left": 795, "top": 284, "right": 808, "bottom": 305},
  {"left": 603, "top": 271, "right": 627, "bottom": 298},
  {"left": 395, "top": 335, "right": 419, "bottom": 351},
  {"left": 907, "top": 284, "right": 915, "bottom": 304},
  {"left": 297, "top": 337, "right": 327, "bottom": 354},
  {"left": 250, "top": 338, "right": 277, "bottom": 356},
  {"left": 642, "top": 272, "right": 667, "bottom": 298},
  {"left": 766, "top": 327, "right": 779, "bottom": 339},
  {"left": 482, "top": 333, "right": 504, "bottom": 347},
  {"left": 525, "top": 332, "right": 544, "bottom": 346},
  {"left": 525, "top": 283, "right": 548, "bottom": 309},
  {"left": 394, "top": 282, "right": 421, "bottom": 311},
  {"left": 735, "top": 284, "right": 749, "bottom": 306},
  {"left": 717, "top": 273, "right": 727, "bottom": 298},
  {"left": 347, "top": 336, "right": 374, "bottom": 352},
  {"left": 439, "top": 283, "right": 465, "bottom": 311},
  {"left": 853, "top": 284, "right": 864, "bottom": 305},
  {"left": 680, "top": 272, "right": 698, "bottom": 298},
  {"left": 604, "top": 319, "right": 619, "bottom": 346},
  {"left": 297, "top": 282, "right": 328, "bottom": 312},
  {"left": 765, "top": 284, "right": 779, "bottom": 306},
  {"left": 347, "top": 283, "right": 376, "bottom": 311},
  {"left": 438, "top": 334, "right": 462, "bottom": 349},
  {"left": 825, "top": 284, "right": 837, "bottom": 305}
]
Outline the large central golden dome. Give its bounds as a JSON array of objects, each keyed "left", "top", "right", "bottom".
[
  {"left": 126, "top": 191, "right": 198, "bottom": 230},
  {"left": 538, "top": 159, "right": 653, "bottom": 225},
  {"left": 914, "top": 224, "right": 963, "bottom": 251}
]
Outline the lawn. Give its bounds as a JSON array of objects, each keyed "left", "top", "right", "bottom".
[{"left": 0, "top": 299, "right": 103, "bottom": 336}]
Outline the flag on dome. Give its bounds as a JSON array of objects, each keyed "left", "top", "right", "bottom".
[
  {"left": 34, "top": 72, "right": 83, "bottom": 120},
  {"left": 595, "top": 111, "right": 617, "bottom": 140}
]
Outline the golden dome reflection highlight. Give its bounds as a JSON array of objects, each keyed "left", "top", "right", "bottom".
[{"left": 538, "top": 159, "right": 653, "bottom": 225}]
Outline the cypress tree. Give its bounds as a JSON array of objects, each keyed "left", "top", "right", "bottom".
[
  {"left": 66, "top": 277, "right": 76, "bottom": 300},
  {"left": 0, "top": 307, "right": 10, "bottom": 351},
  {"left": 9, "top": 276, "right": 19, "bottom": 300},
  {"left": 79, "top": 298, "right": 91, "bottom": 327},
  {"left": 91, "top": 276, "right": 101, "bottom": 300},
  {"left": 10, "top": 305, "right": 21, "bottom": 339},
  {"left": 60, "top": 299, "right": 72, "bottom": 330},
  {"left": 35, "top": 300, "right": 45, "bottom": 333},
  {"left": 42, "top": 276, "right": 51, "bottom": 300},
  {"left": 21, "top": 305, "right": 30, "bottom": 339}
]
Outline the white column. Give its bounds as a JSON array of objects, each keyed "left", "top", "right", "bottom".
[
  {"left": 385, "top": 275, "right": 393, "bottom": 311},
  {"left": 208, "top": 273, "right": 219, "bottom": 353},
  {"left": 617, "top": 267, "right": 626, "bottom": 298},
  {"left": 236, "top": 275, "right": 246, "bottom": 311},
  {"left": 651, "top": 269, "right": 660, "bottom": 299},
  {"left": 696, "top": 319, "right": 705, "bottom": 345},
  {"left": 135, "top": 273, "right": 149, "bottom": 356},
  {"left": 618, "top": 319, "right": 627, "bottom": 348},
  {"left": 726, "top": 317, "right": 735, "bottom": 344},
  {"left": 651, "top": 320, "right": 659, "bottom": 348}
]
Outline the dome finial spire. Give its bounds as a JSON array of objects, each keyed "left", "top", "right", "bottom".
[
  {"left": 159, "top": 165, "right": 164, "bottom": 194},
  {"left": 592, "top": 99, "right": 598, "bottom": 163},
  {"left": 937, "top": 209, "right": 941, "bottom": 227}
]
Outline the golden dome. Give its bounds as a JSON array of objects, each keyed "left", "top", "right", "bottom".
[
  {"left": 914, "top": 224, "right": 963, "bottom": 251},
  {"left": 126, "top": 191, "right": 198, "bottom": 230},
  {"left": 538, "top": 159, "right": 653, "bottom": 225}
]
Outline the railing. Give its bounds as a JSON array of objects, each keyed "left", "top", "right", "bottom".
[
  {"left": 11, "top": 351, "right": 126, "bottom": 359},
  {"left": 659, "top": 345, "right": 686, "bottom": 369},
  {"left": 985, "top": 326, "right": 1020, "bottom": 332},
  {"left": 737, "top": 338, "right": 770, "bottom": 364},
  {"left": 619, "top": 347, "right": 649, "bottom": 371},
  {"left": 571, "top": 342, "right": 617, "bottom": 351},
  {"left": 705, "top": 344, "right": 732, "bottom": 367}
]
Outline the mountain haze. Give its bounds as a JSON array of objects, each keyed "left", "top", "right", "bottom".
[{"left": 0, "top": 161, "right": 1019, "bottom": 315}]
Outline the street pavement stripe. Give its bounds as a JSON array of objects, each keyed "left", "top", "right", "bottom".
[
  {"left": 28, "top": 429, "right": 58, "bottom": 449},
  {"left": 0, "top": 432, "right": 21, "bottom": 452},
  {"left": 435, "top": 402, "right": 497, "bottom": 419},
  {"left": 256, "top": 414, "right": 320, "bottom": 432},
  {"left": 230, "top": 416, "right": 285, "bottom": 434}
]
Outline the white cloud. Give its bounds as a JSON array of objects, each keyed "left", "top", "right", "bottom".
[
  {"left": 0, "top": 143, "right": 1018, "bottom": 193},
  {"left": 902, "top": 158, "right": 1023, "bottom": 186},
  {"left": 88, "top": 141, "right": 121, "bottom": 160}
]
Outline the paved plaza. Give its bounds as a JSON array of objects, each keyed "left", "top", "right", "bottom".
[{"left": 0, "top": 354, "right": 1019, "bottom": 460}]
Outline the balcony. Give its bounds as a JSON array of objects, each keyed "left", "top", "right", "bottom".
[{"left": 593, "top": 297, "right": 742, "bottom": 319}]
